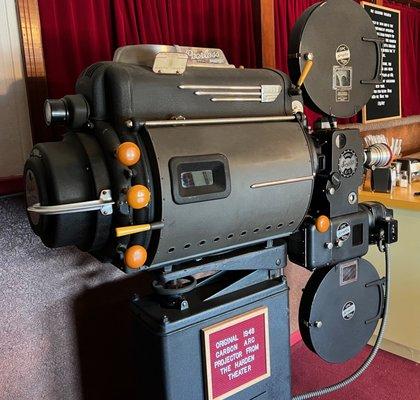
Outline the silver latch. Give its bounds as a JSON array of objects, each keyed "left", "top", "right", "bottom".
[{"left": 152, "top": 52, "right": 188, "bottom": 75}]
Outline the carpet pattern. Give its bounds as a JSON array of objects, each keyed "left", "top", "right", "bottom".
[
  {"left": 0, "top": 197, "right": 150, "bottom": 400},
  {"left": 292, "top": 341, "right": 420, "bottom": 399}
]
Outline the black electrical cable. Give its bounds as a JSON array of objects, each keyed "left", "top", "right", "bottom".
[{"left": 292, "top": 244, "right": 390, "bottom": 400}]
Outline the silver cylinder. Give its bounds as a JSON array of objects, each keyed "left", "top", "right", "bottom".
[
  {"left": 364, "top": 143, "right": 393, "bottom": 169},
  {"left": 146, "top": 121, "right": 315, "bottom": 269}
]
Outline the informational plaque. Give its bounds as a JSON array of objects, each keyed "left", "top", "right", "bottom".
[
  {"left": 202, "top": 307, "right": 270, "bottom": 400},
  {"left": 362, "top": 2, "right": 401, "bottom": 123}
]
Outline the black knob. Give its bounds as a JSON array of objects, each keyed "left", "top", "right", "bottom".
[{"left": 330, "top": 172, "right": 341, "bottom": 188}]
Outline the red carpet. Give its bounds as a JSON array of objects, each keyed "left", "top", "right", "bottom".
[{"left": 292, "top": 342, "right": 420, "bottom": 399}]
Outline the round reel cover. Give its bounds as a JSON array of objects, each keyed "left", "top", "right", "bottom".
[
  {"left": 299, "top": 258, "right": 383, "bottom": 363},
  {"left": 289, "top": 0, "right": 380, "bottom": 118}
]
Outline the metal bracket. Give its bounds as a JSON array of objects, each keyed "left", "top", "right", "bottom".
[
  {"left": 27, "top": 189, "right": 114, "bottom": 216},
  {"left": 160, "top": 241, "right": 287, "bottom": 283},
  {"left": 203, "top": 270, "right": 275, "bottom": 301}
]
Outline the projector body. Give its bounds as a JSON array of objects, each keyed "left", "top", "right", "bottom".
[{"left": 24, "top": 1, "right": 399, "bottom": 399}]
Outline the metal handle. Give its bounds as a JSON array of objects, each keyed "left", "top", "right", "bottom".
[
  {"left": 361, "top": 37, "right": 384, "bottom": 85},
  {"left": 115, "top": 221, "right": 164, "bottom": 237},
  {"left": 365, "top": 277, "right": 386, "bottom": 325},
  {"left": 27, "top": 190, "right": 114, "bottom": 216},
  {"left": 143, "top": 115, "right": 296, "bottom": 128},
  {"left": 297, "top": 53, "right": 314, "bottom": 89}
]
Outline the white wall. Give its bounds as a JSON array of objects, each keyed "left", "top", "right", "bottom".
[
  {"left": 0, "top": 0, "right": 32, "bottom": 178},
  {"left": 366, "top": 207, "right": 420, "bottom": 363}
]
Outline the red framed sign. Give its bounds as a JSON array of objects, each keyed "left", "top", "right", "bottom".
[{"left": 202, "top": 307, "right": 270, "bottom": 400}]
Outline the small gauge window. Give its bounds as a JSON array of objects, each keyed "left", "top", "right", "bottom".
[{"left": 181, "top": 170, "right": 214, "bottom": 189}]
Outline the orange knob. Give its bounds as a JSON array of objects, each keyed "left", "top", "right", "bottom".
[
  {"left": 315, "top": 215, "right": 330, "bottom": 233},
  {"left": 116, "top": 142, "right": 141, "bottom": 166},
  {"left": 127, "top": 185, "right": 151, "bottom": 209},
  {"left": 124, "top": 245, "right": 148, "bottom": 269}
]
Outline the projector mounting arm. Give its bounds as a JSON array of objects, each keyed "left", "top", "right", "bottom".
[
  {"left": 150, "top": 241, "right": 287, "bottom": 309},
  {"left": 158, "top": 240, "right": 287, "bottom": 284}
]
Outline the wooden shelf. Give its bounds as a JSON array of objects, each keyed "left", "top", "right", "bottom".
[{"left": 359, "top": 181, "right": 420, "bottom": 211}]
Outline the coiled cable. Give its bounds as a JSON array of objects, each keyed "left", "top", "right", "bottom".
[{"left": 292, "top": 244, "right": 390, "bottom": 400}]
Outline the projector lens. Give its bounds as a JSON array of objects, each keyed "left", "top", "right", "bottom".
[
  {"left": 43, "top": 99, "right": 68, "bottom": 126},
  {"left": 44, "top": 101, "right": 52, "bottom": 126}
]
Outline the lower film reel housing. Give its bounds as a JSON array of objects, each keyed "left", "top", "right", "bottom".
[{"left": 300, "top": 258, "right": 384, "bottom": 363}]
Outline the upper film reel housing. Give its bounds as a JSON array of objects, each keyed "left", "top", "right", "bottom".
[{"left": 289, "top": 0, "right": 382, "bottom": 118}]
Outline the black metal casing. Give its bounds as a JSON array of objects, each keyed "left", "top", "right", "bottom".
[
  {"left": 288, "top": 210, "right": 370, "bottom": 270},
  {"left": 76, "top": 63, "right": 302, "bottom": 122},
  {"left": 132, "top": 277, "right": 291, "bottom": 400},
  {"left": 28, "top": 62, "right": 316, "bottom": 271}
]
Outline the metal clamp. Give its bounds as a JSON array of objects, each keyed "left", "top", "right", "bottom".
[{"left": 27, "top": 190, "right": 114, "bottom": 216}]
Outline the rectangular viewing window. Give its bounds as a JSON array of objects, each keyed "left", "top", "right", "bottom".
[{"left": 169, "top": 154, "right": 231, "bottom": 204}]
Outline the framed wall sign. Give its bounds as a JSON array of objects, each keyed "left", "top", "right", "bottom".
[
  {"left": 361, "top": 2, "right": 401, "bottom": 123},
  {"left": 202, "top": 307, "right": 270, "bottom": 400}
]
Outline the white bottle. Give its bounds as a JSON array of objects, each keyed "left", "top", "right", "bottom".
[{"left": 399, "top": 171, "right": 409, "bottom": 188}]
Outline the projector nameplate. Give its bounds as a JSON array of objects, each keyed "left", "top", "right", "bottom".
[{"left": 202, "top": 307, "right": 270, "bottom": 400}]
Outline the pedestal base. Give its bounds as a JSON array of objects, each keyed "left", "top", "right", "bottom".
[{"left": 132, "top": 275, "right": 292, "bottom": 400}]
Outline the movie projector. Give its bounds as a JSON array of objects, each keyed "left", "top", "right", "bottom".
[{"left": 25, "top": 0, "right": 398, "bottom": 399}]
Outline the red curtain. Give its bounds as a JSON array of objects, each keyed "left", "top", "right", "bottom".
[
  {"left": 274, "top": 0, "right": 420, "bottom": 124},
  {"left": 384, "top": 1, "right": 420, "bottom": 117},
  {"left": 274, "top": 0, "right": 320, "bottom": 74},
  {"left": 38, "top": 0, "right": 420, "bottom": 131},
  {"left": 38, "top": 0, "right": 260, "bottom": 100}
]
